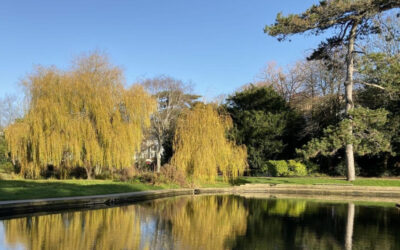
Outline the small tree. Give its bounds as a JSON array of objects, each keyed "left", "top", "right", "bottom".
[
  {"left": 265, "top": 0, "right": 400, "bottom": 181},
  {"left": 171, "top": 103, "right": 247, "bottom": 182},
  {"left": 141, "top": 76, "right": 199, "bottom": 172}
]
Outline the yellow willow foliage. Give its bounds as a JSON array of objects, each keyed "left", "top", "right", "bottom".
[
  {"left": 3, "top": 207, "right": 141, "bottom": 250},
  {"left": 150, "top": 196, "right": 248, "bottom": 250},
  {"left": 171, "top": 104, "right": 247, "bottom": 182},
  {"left": 5, "top": 53, "right": 156, "bottom": 178}
]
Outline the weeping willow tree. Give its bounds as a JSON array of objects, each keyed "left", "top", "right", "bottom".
[
  {"left": 171, "top": 103, "right": 247, "bottom": 182},
  {"left": 5, "top": 53, "right": 156, "bottom": 179}
]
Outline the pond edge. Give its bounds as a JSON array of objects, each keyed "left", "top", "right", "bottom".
[{"left": 2, "top": 184, "right": 400, "bottom": 218}]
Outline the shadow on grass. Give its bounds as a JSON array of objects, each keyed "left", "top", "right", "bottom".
[
  {"left": 229, "top": 177, "right": 251, "bottom": 186},
  {"left": 0, "top": 179, "right": 159, "bottom": 201}
]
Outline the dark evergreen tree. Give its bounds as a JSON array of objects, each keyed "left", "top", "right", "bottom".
[
  {"left": 226, "top": 85, "right": 305, "bottom": 174},
  {"left": 265, "top": 0, "right": 400, "bottom": 180}
]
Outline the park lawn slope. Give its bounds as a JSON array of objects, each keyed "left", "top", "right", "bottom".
[
  {"left": 0, "top": 179, "right": 177, "bottom": 201},
  {"left": 2, "top": 177, "right": 400, "bottom": 201},
  {"left": 234, "top": 177, "right": 400, "bottom": 187}
]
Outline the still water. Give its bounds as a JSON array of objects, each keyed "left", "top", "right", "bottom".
[{"left": 0, "top": 195, "right": 399, "bottom": 250}]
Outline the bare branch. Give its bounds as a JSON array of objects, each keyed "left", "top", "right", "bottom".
[{"left": 356, "top": 81, "right": 386, "bottom": 90}]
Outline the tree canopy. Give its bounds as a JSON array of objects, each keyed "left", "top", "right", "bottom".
[
  {"left": 141, "top": 76, "right": 200, "bottom": 172},
  {"left": 226, "top": 85, "right": 305, "bottom": 173},
  {"left": 265, "top": 0, "right": 400, "bottom": 181},
  {"left": 5, "top": 53, "right": 155, "bottom": 178},
  {"left": 171, "top": 103, "right": 247, "bottom": 182},
  {"left": 265, "top": 0, "right": 400, "bottom": 42}
]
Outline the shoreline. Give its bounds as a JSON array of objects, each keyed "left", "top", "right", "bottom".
[{"left": 2, "top": 184, "right": 400, "bottom": 218}]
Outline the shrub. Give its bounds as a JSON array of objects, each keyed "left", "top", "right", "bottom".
[
  {"left": 0, "top": 162, "right": 14, "bottom": 175},
  {"left": 69, "top": 167, "right": 89, "bottom": 179},
  {"left": 139, "top": 172, "right": 157, "bottom": 184},
  {"left": 267, "top": 160, "right": 289, "bottom": 177},
  {"left": 287, "top": 160, "right": 307, "bottom": 176},
  {"left": 257, "top": 164, "right": 269, "bottom": 176},
  {"left": 0, "top": 135, "right": 15, "bottom": 175},
  {"left": 118, "top": 167, "right": 136, "bottom": 182},
  {"left": 266, "top": 160, "right": 307, "bottom": 177},
  {"left": 160, "top": 164, "right": 187, "bottom": 186}
]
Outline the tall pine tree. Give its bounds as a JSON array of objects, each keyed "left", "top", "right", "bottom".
[{"left": 265, "top": 0, "right": 400, "bottom": 181}]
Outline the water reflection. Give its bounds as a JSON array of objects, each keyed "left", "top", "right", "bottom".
[
  {"left": 2, "top": 207, "right": 141, "bottom": 250},
  {"left": 345, "top": 203, "right": 355, "bottom": 250},
  {"left": 1, "top": 195, "right": 400, "bottom": 250},
  {"left": 144, "top": 196, "right": 247, "bottom": 250}
]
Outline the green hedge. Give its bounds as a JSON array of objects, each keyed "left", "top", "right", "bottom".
[
  {"left": 267, "top": 160, "right": 288, "bottom": 176},
  {"left": 266, "top": 160, "right": 307, "bottom": 177},
  {"left": 287, "top": 160, "right": 307, "bottom": 176}
]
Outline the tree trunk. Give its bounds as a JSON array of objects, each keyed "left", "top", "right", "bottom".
[
  {"left": 156, "top": 141, "right": 162, "bottom": 173},
  {"left": 85, "top": 166, "right": 92, "bottom": 180},
  {"left": 383, "top": 153, "right": 389, "bottom": 173},
  {"left": 344, "top": 21, "right": 358, "bottom": 181},
  {"left": 345, "top": 203, "right": 355, "bottom": 250}
]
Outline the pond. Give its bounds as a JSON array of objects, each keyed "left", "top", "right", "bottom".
[{"left": 0, "top": 194, "right": 399, "bottom": 250}]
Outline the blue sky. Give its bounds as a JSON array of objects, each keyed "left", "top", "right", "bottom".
[{"left": 0, "top": 0, "right": 324, "bottom": 99}]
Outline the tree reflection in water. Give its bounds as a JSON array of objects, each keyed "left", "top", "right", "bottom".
[
  {"left": 143, "top": 195, "right": 248, "bottom": 250},
  {"left": 3, "top": 207, "right": 141, "bottom": 250},
  {"left": 1, "top": 195, "right": 400, "bottom": 250}
]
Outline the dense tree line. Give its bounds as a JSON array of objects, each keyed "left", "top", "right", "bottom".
[
  {"left": 264, "top": 0, "right": 400, "bottom": 180},
  {"left": 1, "top": 1, "right": 399, "bottom": 182},
  {"left": 222, "top": 9, "right": 400, "bottom": 177}
]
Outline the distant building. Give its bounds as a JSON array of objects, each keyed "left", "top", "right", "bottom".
[
  {"left": 138, "top": 139, "right": 158, "bottom": 160},
  {"left": 135, "top": 138, "right": 163, "bottom": 169}
]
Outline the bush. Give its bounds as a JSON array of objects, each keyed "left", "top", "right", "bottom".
[
  {"left": 118, "top": 167, "right": 136, "bottom": 182},
  {"left": 267, "top": 160, "right": 289, "bottom": 176},
  {"left": 287, "top": 160, "right": 307, "bottom": 176},
  {"left": 266, "top": 160, "right": 307, "bottom": 177},
  {"left": 257, "top": 164, "right": 269, "bottom": 176},
  {"left": 0, "top": 162, "right": 14, "bottom": 175},
  {"left": 0, "top": 135, "right": 14, "bottom": 175},
  {"left": 138, "top": 172, "right": 158, "bottom": 184},
  {"left": 160, "top": 164, "right": 187, "bottom": 186}
]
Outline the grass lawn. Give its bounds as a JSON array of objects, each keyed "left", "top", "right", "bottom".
[
  {"left": 1, "top": 176, "right": 400, "bottom": 201},
  {"left": 0, "top": 179, "right": 178, "bottom": 201},
  {"left": 231, "top": 176, "right": 400, "bottom": 187}
]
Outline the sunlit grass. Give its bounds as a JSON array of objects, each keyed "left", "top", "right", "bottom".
[
  {"left": 210, "top": 176, "right": 400, "bottom": 187},
  {"left": 0, "top": 179, "right": 171, "bottom": 201},
  {"left": 2, "top": 176, "right": 400, "bottom": 201}
]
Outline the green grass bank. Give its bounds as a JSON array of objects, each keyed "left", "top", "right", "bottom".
[{"left": 2, "top": 177, "right": 400, "bottom": 201}]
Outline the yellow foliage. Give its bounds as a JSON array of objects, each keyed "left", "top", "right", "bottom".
[
  {"left": 147, "top": 195, "right": 248, "bottom": 250},
  {"left": 2, "top": 196, "right": 246, "bottom": 250},
  {"left": 3, "top": 207, "right": 141, "bottom": 250},
  {"left": 171, "top": 104, "right": 247, "bottom": 182},
  {"left": 5, "top": 53, "right": 156, "bottom": 178}
]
